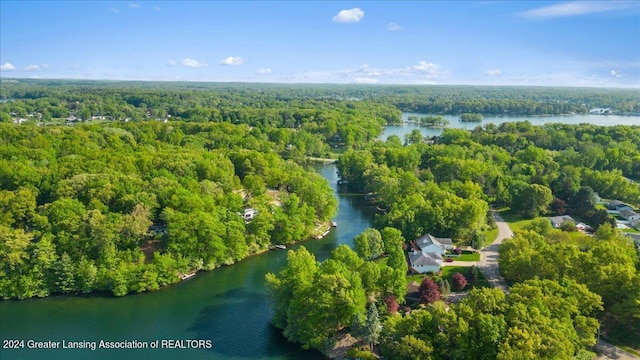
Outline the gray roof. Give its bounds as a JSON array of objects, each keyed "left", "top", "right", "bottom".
[
  {"left": 620, "top": 208, "right": 638, "bottom": 218},
  {"left": 435, "top": 237, "right": 453, "bottom": 246},
  {"left": 625, "top": 233, "right": 640, "bottom": 245},
  {"left": 416, "top": 234, "right": 452, "bottom": 249},
  {"left": 609, "top": 200, "right": 629, "bottom": 210},
  {"left": 409, "top": 252, "right": 441, "bottom": 267},
  {"left": 549, "top": 215, "right": 574, "bottom": 226}
]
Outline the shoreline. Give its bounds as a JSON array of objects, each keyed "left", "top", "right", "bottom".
[{"left": 1, "top": 220, "right": 335, "bottom": 301}]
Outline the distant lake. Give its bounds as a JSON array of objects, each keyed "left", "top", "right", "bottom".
[{"left": 381, "top": 113, "right": 640, "bottom": 139}]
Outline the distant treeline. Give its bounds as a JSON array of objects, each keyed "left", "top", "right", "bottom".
[{"left": 2, "top": 80, "right": 639, "bottom": 123}]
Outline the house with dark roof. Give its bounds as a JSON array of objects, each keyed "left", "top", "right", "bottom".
[
  {"left": 549, "top": 215, "right": 575, "bottom": 228},
  {"left": 608, "top": 200, "right": 628, "bottom": 211}
]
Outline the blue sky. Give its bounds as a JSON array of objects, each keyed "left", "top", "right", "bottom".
[{"left": 1, "top": 1, "right": 639, "bottom": 87}]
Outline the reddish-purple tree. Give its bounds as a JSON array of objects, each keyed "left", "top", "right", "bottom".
[
  {"left": 419, "top": 277, "right": 440, "bottom": 304},
  {"left": 385, "top": 295, "right": 399, "bottom": 314},
  {"left": 550, "top": 198, "right": 566, "bottom": 215},
  {"left": 454, "top": 247, "right": 462, "bottom": 255},
  {"left": 452, "top": 272, "right": 468, "bottom": 291}
]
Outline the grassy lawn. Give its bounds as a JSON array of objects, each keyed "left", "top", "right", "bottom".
[
  {"left": 407, "top": 266, "right": 490, "bottom": 291},
  {"left": 446, "top": 252, "right": 480, "bottom": 261},
  {"left": 499, "top": 209, "right": 538, "bottom": 233},
  {"left": 483, "top": 227, "right": 499, "bottom": 246}
]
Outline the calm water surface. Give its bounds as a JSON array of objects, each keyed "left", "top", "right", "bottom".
[
  {"left": 0, "top": 164, "right": 376, "bottom": 360},
  {"left": 382, "top": 113, "right": 640, "bottom": 139}
]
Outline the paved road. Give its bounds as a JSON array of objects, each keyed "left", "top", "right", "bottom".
[
  {"left": 479, "top": 212, "right": 638, "bottom": 359},
  {"left": 477, "top": 211, "right": 512, "bottom": 293},
  {"left": 596, "top": 340, "right": 640, "bottom": 359}
]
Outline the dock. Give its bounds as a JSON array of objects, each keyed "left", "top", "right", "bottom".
[{"left": 181, "top": 272, "right": 196, "bottom": 281}]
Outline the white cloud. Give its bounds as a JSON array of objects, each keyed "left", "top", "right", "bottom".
[
  {"left": 256, "top": 68, "right": 272, "bottom": 75},
  {"left": 108, "top": 7, "right": 119, "bottom": 13},
  {"left": 486, "top": 69, "right": 502, "bottom": 76},
  {"left": 0, "top": 63, "right": 16, "bottom": 71},
  {"left": 519, "top": 1, "right": 636, "bottom": 20},
  {"left": 155, "top": 6, "right": 160, "bottom": 11},
  {"left": 412, "top": 61, "right": 438, "bottom": 72},
  {"left": 129, "top": 3, "right": 139, "bottom": 8},
  {"left": 353, "top": 77, "right": 378, "bottom": 84},
  {"left": 387, "top": 22, "right": 401, "bottom": 31},
  {"left": 610, "top": 70, "right": 622, "bottom": 77},
  {"left": 181, "top": 58, "right": 208, "bottom": 68},
  {"left": 331, "top": 61, "right": 448, "bottom": 83},
  {"left": 382, "top": 61, "right": 448, "bottom": 79},
  {"left": 219, "top": 56, "right": 245, "bottom": 66},
  {"left": 24, "top": 64, "right": 48, "bottom": 71},
  {"left": 332, "top": 8, "right": 364, "bottom": 23},
  {"left": 167, "top": 60, "right": 177, "bottom": 66}
]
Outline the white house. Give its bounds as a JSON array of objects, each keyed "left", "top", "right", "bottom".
[
  {"left": 240, "top": 208, "right": 257, "bottom": 221},
  {"left": 619, "top": 207, "right": 640, "bottom": 222},
  {"left": 408, "top": 233, "right": 453, "bottom": 274},
  {"left": 408, "top": 250, "right": 443, "bottom": 274},
  {"left": 415, "top": 234, "right": 453, "bottom": 255}
]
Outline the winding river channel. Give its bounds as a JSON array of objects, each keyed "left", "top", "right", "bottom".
[
  {"left": 1, "top": 114, "right": 638, "bottom": 360},
  {"left": 0, "top": 164, "right": 377, "bottom": 360}
]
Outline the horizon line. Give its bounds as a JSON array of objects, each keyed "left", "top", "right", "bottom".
[{"left": 1, "top": 76, "right": 639, "bottom": 90}]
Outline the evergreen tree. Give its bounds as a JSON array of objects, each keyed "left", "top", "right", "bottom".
[
  {"left": 364, "top": 302, "right": 381, "bottom": 350},
  {"left": 469, "top": 265, "right": 480, "bottom": 287}
]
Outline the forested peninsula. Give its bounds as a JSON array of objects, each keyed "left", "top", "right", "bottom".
[{"left": 267, "top": 117, "right": 640, "bottom": 357}]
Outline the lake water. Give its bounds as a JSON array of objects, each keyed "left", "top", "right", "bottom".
[
  {"left": 381, "top": 113, "right": 640, "bottom": 140},
  {"left": 0, "top": 164, "right": 377, "bottom": 360},
  {"left": 2, "top": 114, "right": 639, "bottom": 359}
]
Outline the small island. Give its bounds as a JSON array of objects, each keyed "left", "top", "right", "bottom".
[
  {"left": 459, "top": 112, "right": 483, "bottom": 122},
  {"left": 407, "top": 115, "right": 450, "bottom": 127}
]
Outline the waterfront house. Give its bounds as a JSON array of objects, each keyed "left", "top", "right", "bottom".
[
  {"left": 415, "top": 234, "right": 453, "bottom": 255},
  {"left": 241, "top": 208, "right": 257, "bottom": 221},
  {"left": 408, "top": 250, "right": 443, "bottom": 274}
]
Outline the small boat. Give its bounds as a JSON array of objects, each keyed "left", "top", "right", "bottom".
[
  {"left": 274, "top": 244, "right": 286, "bottom": 250},
  {"left": 331, "top": 221, "right": 337, "bottom": 227}
]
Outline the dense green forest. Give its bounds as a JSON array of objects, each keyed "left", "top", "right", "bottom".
[
  {"left": 2, "top": 80, "right": 639, "bottom": 127},
  {"left": 337, "top": 122, "right": 640, "bottom": 243},
  {"left": 0, "top": 121, "right": 342, "bottom": 299}
]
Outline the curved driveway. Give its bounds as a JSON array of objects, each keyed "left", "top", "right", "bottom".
[{"left": 477, "top": 211, "right": 512, "bottom": 293}]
